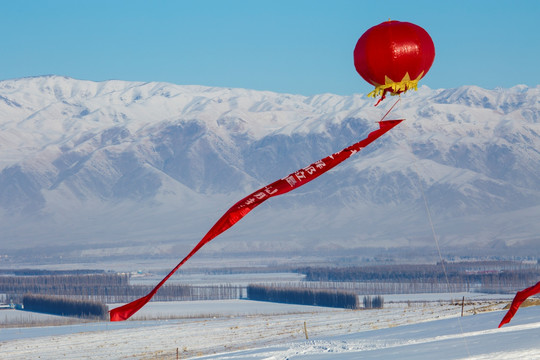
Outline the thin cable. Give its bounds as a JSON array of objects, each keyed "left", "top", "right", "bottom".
[
  {"left": 379, "top": 97, "right": 401, "bottom": 122},
  {"left": 396, "top": 107, "right": 472, "bottom": 358}
]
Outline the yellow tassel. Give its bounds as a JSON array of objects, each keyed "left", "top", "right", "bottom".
[{"left": 367, "top": 71, "right": 424, "bottom": 98}]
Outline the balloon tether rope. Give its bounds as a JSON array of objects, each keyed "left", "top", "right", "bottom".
[
  {"left": 393, "top": 102, "right": 471, "bottom": 358},
  {"left": 379, "top": 97, "right": 400, "bottom": 122}
]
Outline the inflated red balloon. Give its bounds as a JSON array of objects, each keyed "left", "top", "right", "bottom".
[{"left": 354, "top": 20, "right": 435, "bottom": 103}]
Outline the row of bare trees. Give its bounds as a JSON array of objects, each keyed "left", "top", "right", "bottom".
[
  {"left": 298, "top": 262, "right": 540, "bottom": 293},
  {"left": 23, "top": 293, "right": 108, "bottom": 319},
  {"left": 0, "top": 274, "right": 242, "bottom": 303},
  {"left": 247, "top": 284, "right": 359, "bottom": 309},
  {"left": 363, "top": 295, "right": 384, "bottom": 309},
  {"left": 3, "top": 260, "right": 538, "bottom": 306}
]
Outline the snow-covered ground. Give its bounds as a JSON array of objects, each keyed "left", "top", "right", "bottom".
[
  {"left": 2, "top": 295, "right": 539, "bottom": 359},
  {"left": 197, "top": 307, "right": 540, "bottom": 360}
]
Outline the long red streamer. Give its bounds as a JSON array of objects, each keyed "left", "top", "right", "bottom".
[
  {"left": 109, "top": 119, "right": 403, "bottom": 321},
  {"left": 498, "top": 280, "right": 540, "bottom": 328}
]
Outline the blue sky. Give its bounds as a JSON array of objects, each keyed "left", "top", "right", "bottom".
[{"left": 1, "top": 0, "right": 538, "bottom": 96}]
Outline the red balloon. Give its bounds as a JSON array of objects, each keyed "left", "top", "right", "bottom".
[{"left": 354, "top": 20, "right": 435, "bottom": 102}]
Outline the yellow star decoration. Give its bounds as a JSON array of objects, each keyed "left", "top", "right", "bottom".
[{"left": 367, "top": 71, "right": 425, "bottom": 98}]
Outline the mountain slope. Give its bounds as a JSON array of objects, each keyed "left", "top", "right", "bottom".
[{"left": 0, "top": 76, "right": 539, "bottom": 261}]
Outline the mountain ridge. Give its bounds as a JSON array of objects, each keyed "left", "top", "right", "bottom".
[{"left": 0, "top": 76, "right": 539, "bottom": 263}]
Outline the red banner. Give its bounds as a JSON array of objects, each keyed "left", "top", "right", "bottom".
[
  {"left": 109, "top": 119, "right": 403, "bottom": 321},
  {"left": 498, "top": 280, "right": 540, "bottom": 327}
]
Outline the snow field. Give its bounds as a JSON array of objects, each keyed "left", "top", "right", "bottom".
[
  {"left": 195, "top": 306, "right": 540, "bottom": 360},
  {"left": 0, "top": 297, "right": 526, "bottom": 359}
]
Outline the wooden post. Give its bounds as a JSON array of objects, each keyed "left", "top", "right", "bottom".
[
  {"left": 304, "top": 321, "right": 309, "bottom": 340},
  {"left": 461, "top": 296, "right": 465, "bottom": 317}
]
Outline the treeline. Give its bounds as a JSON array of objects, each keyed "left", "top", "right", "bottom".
[
  {"left": 247, "top": 284, "right": 359, "bottom": 309},
  {"left": 0, "top": 273, "right": 129, "bottom": 289},
  {"left": 297, "top": 262, "right": 540, "bottom": 293},
  {"left": 23, "top": 293, "right": 108, "bottom": 319},
  {"left": 0, "top": 269, "right": 105, "bottom": 276},
  {"left": 0, "top": 273, "right": 129, "bottom": 302},
  {"left": 1, "top": 274, "right": 242, "bottom": 303},
  {"left": 260, "top": 279, "right": 463, "bottom": 294},
  {"left": 363, "top": 295, "right": 384, "bottom": 309}
]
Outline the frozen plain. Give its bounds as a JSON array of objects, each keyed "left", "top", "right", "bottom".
[{"left": 1, "top": 296, "right": 540, "bottom": 359}]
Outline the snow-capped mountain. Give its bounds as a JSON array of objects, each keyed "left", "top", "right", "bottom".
[{"left": 0, "top": 76, "right": 539, "bottom": 262}]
